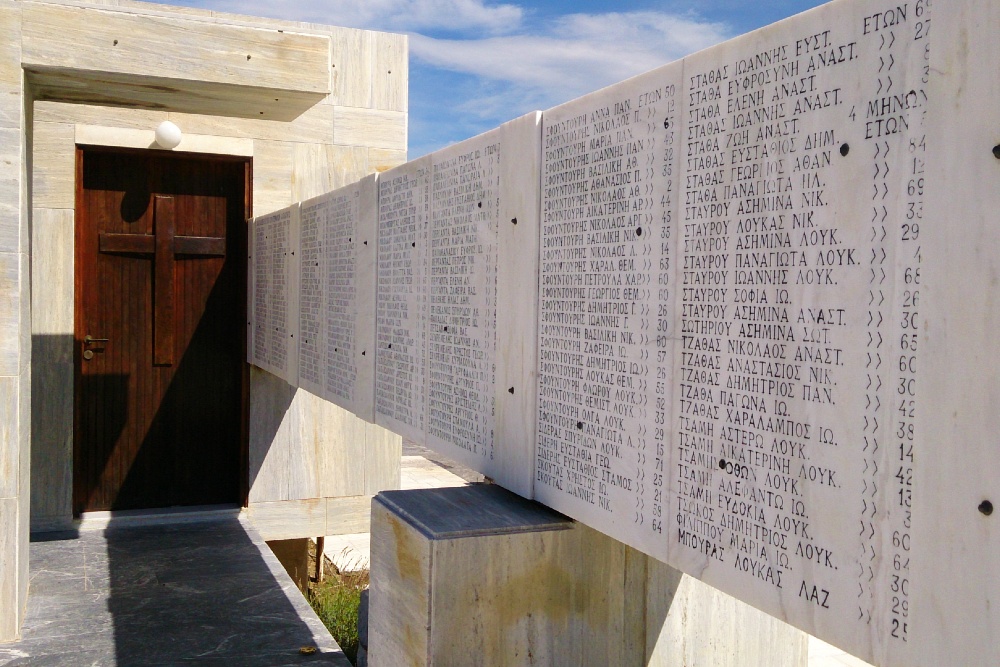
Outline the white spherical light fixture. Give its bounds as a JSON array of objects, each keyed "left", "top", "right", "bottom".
[{"left": 154, "top": 121, "right": 182, "bottom": 149}]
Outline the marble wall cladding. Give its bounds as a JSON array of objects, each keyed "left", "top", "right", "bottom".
[
  {"left": 368, "top": 147, "right": 408, "bottom": 174},
  {"left": 426, "top": 523, "right": 640, "bottom": 666},
  {"left": 21, "top": 3, "right": 330, "bottom": 94},
  {"left": 316, "top": 404, "right": 367, "bottom": 499},
  {"left": 281, "top": 130, "right": 399, "bottom": 497},
  {"left": 30, "top": 209, "right": 73, "bottom": 525},
  {"left": 324, "top": 495, "right": 372, "bottom": 535},
  {"left": 0, "top": 8, "right": 17, "bottom": 82},
  {"left": 30, "top": 208, "right": 73, "bottom": 335},
  {"left": 368, "top": 495, "right": 433, "bottom": 667},
  {"left": 333, "top": 107, "right": 407, "bottom": 150},
  {"left": 252, "top": 139, "right": 295, "bottom": 216},
  {"left": 645, "top": 562, "right": 808, "bottom": 666},
  {"left": 29, "top": 333, "right": 72, "bottom": 524},
  {"left": 0, "top": 251, "right": 21, "bottom": 378},
  {"left": 247, "top": 498, "right": 327, "bottom": 541},
  {"left": 0, "top": 1, "right": 23, "bottom": 643},
  {"left": 18, "top": 88, "right": 28, "bottom": 276},
  {"left": 0, "top": 86, "right": 18, "bottom": 133},
  {"left": 246, "top": 495, "right": 373, "bottom": 540},
  {"left": 0, "top": 376, "right": 17, "bottom": 498},
  {"left": 250, "top": 364, "right": 387, "bottom": 504},
  {"left": 369, "top": 487, "right": 795, "bottom": 667},
  {"left": 74, "top": 124, "right": 253, "bottom": 156},
  {"left": 294, "top": 187, "right": 370, "bottom": 493},
  {"left": 34, "top": 100, "right": 168, "bottom": 128},
  {"left": 0, "top": 497, "right": 17, "bottom": 640},
  {"left": 372, "top": 31, "right": 407, "bottom": 113},
  {"left": 285, "top": 391, "right": 323, "bottom": 500},
  {"left": 329, "top": 27, "right": 373, "bottom": 109},
  {"left": 168, "top": 103, "right": 335, "bottom": 144},
  {"left": 291, "top": 144, "right": 368, "bottom": 201},
  {"left": 0, "top": 2, "right": 20, "bottom": 132},
  {"left": 248, "top": 366, "right": 296, "bottom": 504},
  {"left": 249, "top": 375, "right": 395, "bottom": 506},
  {"left": 17, "top": 252, "right": 27, "bottom": 377},
  {"left": 248, "top": 382, "right": 399, "bottom": 507},
  {"left": 31, "top": 122, "right": 74, "bottom": 210},
  {"left": 364, "top": 422, "right": 402, "bottom": 495},
  {"left": 16, "top": 366, "right": 28, "bottom": 627},
  {"left": 0, "top": 128, "right": 19, "bottom": 254}
]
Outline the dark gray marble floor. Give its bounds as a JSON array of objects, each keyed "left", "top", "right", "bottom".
[{"left": 0, "top": 517, "right": 352, "bottom": 666}]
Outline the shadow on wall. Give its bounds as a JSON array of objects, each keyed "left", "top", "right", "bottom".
[
  {"left": 29, "top": 307, "right": 294, "bottom": 523},
  {"left": 30, "top": 334, "right": 76, "bottom": 528},
  {"left": 247, "top": 366, "right": 296, "bottom": 498}
]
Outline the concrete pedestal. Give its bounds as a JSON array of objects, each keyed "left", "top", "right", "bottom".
[{"left": 368, "top": 484, "right": 807, "bottom": 667}]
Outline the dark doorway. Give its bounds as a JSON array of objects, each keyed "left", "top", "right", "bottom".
[{"left": 74, "top": 147, "right": 251, "bottom": 514}]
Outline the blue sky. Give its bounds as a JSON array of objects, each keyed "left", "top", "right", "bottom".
[{"left": 162, "top": 0, "right": 826, "bottom": 157}]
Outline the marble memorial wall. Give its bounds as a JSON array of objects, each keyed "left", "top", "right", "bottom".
[
  {"left": 247, "top": 1, "right": 999, "bottom": 664},
  {"left": 423, "top": 132, "right": 501, "bottom": 465},
  {"left": 374, "top": 157, "right": 432, "bottom": 440},
  {"left": 373, "top": 119, "right": 541, "bottom": 489},
  {"left": 297, "top": 176, "right": 378, "bottom": 420},
  {"left": 251, "top": 205, "right": 300, "bottom": 384},
  {"left": 534, "top": 1, "right": 933, "bottom": 665},
  {"left": 535, "top": 62, "right": 683, "bottom": 558}
]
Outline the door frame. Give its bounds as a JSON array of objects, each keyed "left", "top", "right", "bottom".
[{"left": 72, "top": 145, "right": 253, "bottom": 515}]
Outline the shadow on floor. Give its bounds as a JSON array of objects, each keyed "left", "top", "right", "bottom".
[{"left": 1, "top": 518, "right": 350, "bottom": 666}]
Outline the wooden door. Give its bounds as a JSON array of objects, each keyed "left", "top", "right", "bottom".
[{"left": 74, "top": 148, "right": 250, "bottom": 514}]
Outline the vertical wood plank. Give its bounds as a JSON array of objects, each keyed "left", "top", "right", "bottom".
[
  {"left": 75, "top": 150, "right": 247, "bottom": 512},
  {"left": 152, "top": 195, "right": 175, "bottom": 366}
]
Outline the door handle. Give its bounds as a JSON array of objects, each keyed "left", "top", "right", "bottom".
[{"left": 84, "top": 335, "right": 109, "bottom": 345}]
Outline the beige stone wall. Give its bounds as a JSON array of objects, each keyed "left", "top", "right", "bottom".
[
  {"left": 644, "top": 560, "right": 810, "bottom": 667},
  {"left": 0, "top": 0, "right": 28, "bottom": 642},
  {"left": 2, "top": 0, "right": 407, "bottom": 640},
  {"left": 369, "top": 491, "right": 809, "bottom": 667}
]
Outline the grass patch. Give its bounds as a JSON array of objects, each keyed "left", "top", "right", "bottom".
[{"left": 308, "top": 552, "right": 369, "bottom": 664}]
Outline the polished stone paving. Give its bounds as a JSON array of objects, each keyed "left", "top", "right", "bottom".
[{"left": 0, "top": 516, "right": 351, "bottom": 666}]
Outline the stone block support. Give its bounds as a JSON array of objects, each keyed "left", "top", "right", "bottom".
[{"left": 369, "top": 484, "right": 808, "bottom": 667}]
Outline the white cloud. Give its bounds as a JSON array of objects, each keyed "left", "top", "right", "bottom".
[
  {"left": 201, "top": 0, "right": 523, "bottom": 34},
  {"left": 410, "top": 11, "right": 731, "bottom": 107},
  {"left": 161, "top": 0, "right": 732, "bottom": 154}
]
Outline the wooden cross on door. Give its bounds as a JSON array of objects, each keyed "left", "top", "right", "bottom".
[{"left": 98, "top": 195, "right": 226, "bottom": 366}]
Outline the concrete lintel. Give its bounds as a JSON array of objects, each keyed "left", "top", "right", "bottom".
[
  {"left": 75, "top": 124, "right": 253, "bottom": 156},
  {"left": 27, "top": 67, "right": 326, "bottom": 122},
  {"left": 21, "top": 2, "right": 331, "bottom": 95}
]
